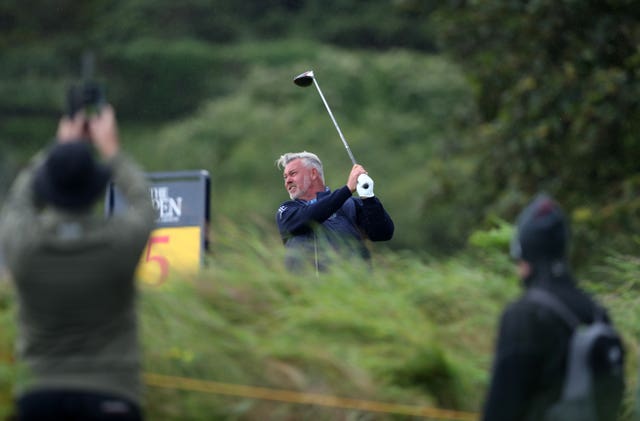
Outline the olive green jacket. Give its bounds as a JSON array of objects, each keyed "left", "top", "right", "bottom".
[{"left": 0, "top": 150, "right": 154, "bottom": 404}]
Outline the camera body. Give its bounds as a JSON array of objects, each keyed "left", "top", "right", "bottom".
[
  {"left": 66, "top": 81, "right": 105, "bottom": 118},
  {"left": 66, "top": 51, "right": 106, "bottom": 118}
]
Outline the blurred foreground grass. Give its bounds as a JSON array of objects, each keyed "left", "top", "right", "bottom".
[{"left": 0, "top": 219, "right": 639, "bottom": 420}]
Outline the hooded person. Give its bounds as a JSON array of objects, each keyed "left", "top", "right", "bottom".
[
  {"left": 509, "top": 193, "right": 571, "bottom": 286},
  {"left": 482, "top": 193, "right": 625, "bottom": 421}
]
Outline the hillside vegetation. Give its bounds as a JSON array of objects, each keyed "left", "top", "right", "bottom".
[
  {"left": 1, "top": 40, "right": 478, "bottom": 254},
  {"left": 1, "top": 220, "right": 639, "bottom": 420},
  {"left": 1, "top": 1, "right": 639, "bottom": 419},
  {"left": 2, "top": 0, "right": 639, "bottom": 261}
]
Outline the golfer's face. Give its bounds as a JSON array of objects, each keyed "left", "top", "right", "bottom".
[{"left": 283, "top": 159, "right": 312, "bottom": 200}]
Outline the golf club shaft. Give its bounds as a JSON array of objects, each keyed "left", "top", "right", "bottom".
[{"left": 311, "top": 78, "right": 358, "bottom": 166}]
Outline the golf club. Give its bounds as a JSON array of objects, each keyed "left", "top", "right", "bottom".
[
  {"left": 294, "top": 70, "right": 371, "bottom": 191},
  {"left": 293, "top": 70, "right": 358, "bottom": 166}
]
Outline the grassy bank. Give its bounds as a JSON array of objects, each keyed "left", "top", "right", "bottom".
[{"left": 1, "top": 220, "right": 638, "bottom": 419}]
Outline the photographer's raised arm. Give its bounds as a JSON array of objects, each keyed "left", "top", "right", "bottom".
[
  {"left": 0, "top": 155, "right": 44, "bottom": 268},
  {"left": 97, "top": 105, "right": 154, "bottom": 242},
  {"left": 56, "top": 111, "right": 88, "bottom": 143},
  {"left": 89, "top": 104, "right": 119, "bottom": 160}
]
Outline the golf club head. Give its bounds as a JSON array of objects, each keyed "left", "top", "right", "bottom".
[{"left": 293, "top": 70, "right": 314, "bottom": 87}]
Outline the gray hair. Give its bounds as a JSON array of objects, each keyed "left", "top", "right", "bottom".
[{"left": 276, "top": 151, "right": 324, "bottom": 183}]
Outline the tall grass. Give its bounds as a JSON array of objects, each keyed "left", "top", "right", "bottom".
[
  {"left": 139, "top": 219, "right": 515, "bottom": 420},
  {"left": 1, "top": 219, "right": 639, "bottom": 419}
]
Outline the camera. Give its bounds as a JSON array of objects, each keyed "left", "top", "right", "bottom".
[
  {"left": 65, "top": 51, "right": 106, "bottom": 118},
  {"left": 66, "top": 81, "right": 105, "bottom": 118}
]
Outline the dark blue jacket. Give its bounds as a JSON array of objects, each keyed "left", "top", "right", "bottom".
[{"left": 276, "top": 185, "right": 394, "bottom": 272}]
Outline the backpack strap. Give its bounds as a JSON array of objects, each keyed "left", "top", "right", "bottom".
[
  {"left": 527, "top": 288, "right": 623, "bottom": 408},
  {"left": 592, "top": 305, "right": 608, "bottom": 323},
  {"left": 528, "top": 288, "right": 595, "bottom": 403},
  {"left": 526, "top": 288, "right": 580, "bottom": 329}
]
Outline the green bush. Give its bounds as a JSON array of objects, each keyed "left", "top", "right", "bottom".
[{"left": 104, "top": 39, "right": 232, "bottom": 120}]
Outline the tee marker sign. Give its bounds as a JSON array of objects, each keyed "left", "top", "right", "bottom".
[{"left": 106, "top": 170, "right": 210, "bottom": 286}]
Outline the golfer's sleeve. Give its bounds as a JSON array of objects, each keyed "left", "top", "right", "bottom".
[
  {"left": 358, "top": 198, "right": 394, "bottom": 241},
  {"left": 277, "top": 187, "right": 352, "bottom": 235}
]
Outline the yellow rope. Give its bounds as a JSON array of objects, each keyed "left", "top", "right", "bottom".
[{"left": 144, "top": 373, "right": 478, "bottom": 421}]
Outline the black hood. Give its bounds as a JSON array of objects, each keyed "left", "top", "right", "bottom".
[{"left": 511, "top": 193, "right": 572, "bottom": 286}]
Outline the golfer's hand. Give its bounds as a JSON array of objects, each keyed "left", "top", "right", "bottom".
[
  {"left": 347, "top": 165, "right": 367, "bottom": 192},
  {"left": 357, "top": 174, "right": 374, "bottom": 198}
]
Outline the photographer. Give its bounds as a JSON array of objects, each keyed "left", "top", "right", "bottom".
[{"left": 0, "top": 105, "right": 154, "bottom": 420}]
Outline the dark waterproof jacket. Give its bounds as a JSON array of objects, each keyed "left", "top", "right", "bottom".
[
  {"left": 482, "top": 271, "right": 624, "bottom": 421},
  {"left": 276, "top": 185, "right": 394, "bottom": 272}
]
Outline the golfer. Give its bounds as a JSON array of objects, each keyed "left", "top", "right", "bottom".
[{"left": 276, "top": 151, "right": 394, "bottom": 273}]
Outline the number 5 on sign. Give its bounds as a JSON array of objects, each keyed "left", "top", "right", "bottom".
[{"left": 136, "top": 226, "right": 202, "bottom": 286}]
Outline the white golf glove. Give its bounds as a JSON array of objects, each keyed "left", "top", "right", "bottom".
[{"left": 357, "top": 174, "right": 374, "bottom": 198}]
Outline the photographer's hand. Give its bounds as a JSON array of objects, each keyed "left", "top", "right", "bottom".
[
  {"left": 56, "top": 111, "right": 87, "bottom": 143},
  {"left": 89, "top": 104, "right": 120, "bottom": 160}
]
